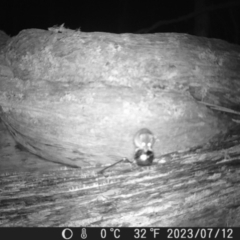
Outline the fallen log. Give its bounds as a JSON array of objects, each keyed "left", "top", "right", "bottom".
[
  {"left": 0, "top": 27, "right": 240, "bottom": 167},
  {"left": 1, "top": 118, "right": 240, "bottom": 227},
  {"left": 1, "top": 27, "right": 240, "bottom": 227}
]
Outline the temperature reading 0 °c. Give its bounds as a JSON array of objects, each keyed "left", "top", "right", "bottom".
[{"left": 100, "top": 228, "right": 121, "bottom": 239}]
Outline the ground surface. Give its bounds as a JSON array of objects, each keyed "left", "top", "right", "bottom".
[{"left": 1, "top": 119, "right": 240, "bottom": 227}]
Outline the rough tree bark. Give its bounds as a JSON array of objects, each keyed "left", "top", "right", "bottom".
[
  {"left": 0, "top": 27, "right": 240, "bottom": 167},
  {"left": 1, "top": 27, "right": 240, "bottom": 227},
  {"left": 1, "top": 119, "right": 240, "bottom": 227}
]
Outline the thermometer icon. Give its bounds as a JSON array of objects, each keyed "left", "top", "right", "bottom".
[{"left": 81, "top": 228, "right": 87, "bottom": 239}]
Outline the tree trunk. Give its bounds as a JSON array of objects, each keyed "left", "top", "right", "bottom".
[
  {"left": 1, "top": 27, "right": 239, "bottom": 167},
  {"left": 1, "top": 118, "right": 240, "bottom": 226},
  {"left": 1, "top": 27, "right": 240, "bottom": 227}
]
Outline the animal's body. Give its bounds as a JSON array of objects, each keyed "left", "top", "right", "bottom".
[
  {"left": 134, "top": 149, "right": 154, "bottom": 166},
  {"left": 133, "top": 128, "right": 155, "bottom": 152},
  {"left": 98, "top": 128, "right": 156, "bottom": 173}
]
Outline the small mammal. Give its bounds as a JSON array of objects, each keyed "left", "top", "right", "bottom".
[
  {"left": 133, "top": 128, "right": 155, "bottom": 152},
  {"left": 98, "top": 128, "right": 156, "bottom": 173}
]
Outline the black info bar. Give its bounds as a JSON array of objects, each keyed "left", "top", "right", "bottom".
[{"left": 0, "top": 227, "right": 237, "bottom": 240}]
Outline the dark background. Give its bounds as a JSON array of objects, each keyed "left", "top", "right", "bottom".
[{"left": 1, "top": 0, "right": 240, "bottom": 44}]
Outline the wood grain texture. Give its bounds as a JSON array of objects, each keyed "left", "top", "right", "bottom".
[
  {"left": 0, "top": 118, "right": 61, "bottom": 173},
  {"left": 1, "top": 29, "right": 240, "bottom": 226},
  {"left": 0, "top": 28, "right": 238, "bottom": 167},
  {"left": 1, "top": 120, "right": 240, "bottom": 227}
]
